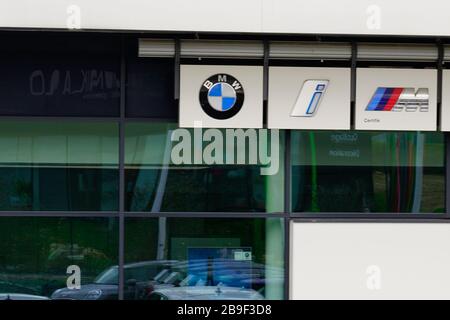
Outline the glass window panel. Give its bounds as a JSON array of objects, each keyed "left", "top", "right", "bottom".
[
  {"left": 0, "top": 217, "right": 118, "bottom": 300},
  {"left": 125, "top": 58, "right": 176, "bottom": 118},
  {"left": 125, "top": 123, "right": 284, "bottom": 212},
  {"left": 0, "top": 121, "right": 119, "bottom": 211},
  {"left": 125, "top": 218, "right": 285, "bottom": 300},
  {"left": 0, "top": 54, "right": 120, "bottom": 117},
  {"left": 291, "top": 131, "right": 445, "bottom": 213}
]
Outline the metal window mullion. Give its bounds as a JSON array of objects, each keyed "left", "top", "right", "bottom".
[
  {"left": 174, "top": 39, "right": 181, "bottom": 101},
  {"left": 284, "top": 130, "right": 292, "bottom": 300},
  {"left": 0, "top": 116, "right": 121, "bottom": 122},
  {"left": 438, "top": 42, "right": 444, "bottom": 132},
  {"left": 444, "top": 133, "right": 450, "bottom": 219},
  {"left": 118, "top": 37, "right": 127, "bottom": 301},
  {"left": 350, "top": 42, "right": 357, "bottom": 130},
  {"left": 0, "top": 211, "right": 120, "bottom": 217},
  {"left": 263, "top": 40, "right": 269, "bottom": 127},
  {"left": 125, "top": 212, "right": 285, "bottom": 218}
]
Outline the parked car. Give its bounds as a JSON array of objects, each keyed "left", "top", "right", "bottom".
[
  {"left": 51, "top": 260, "right": 177, "bottom": 300},
  {"left": 148, "top": 286, "right": 264, "bottom": 300},
  {"left": 0, "top": 294, "right": 49, "bottom": 300},
  {"left": 51, "top": 258, "right": 283, "bottom": 300}
]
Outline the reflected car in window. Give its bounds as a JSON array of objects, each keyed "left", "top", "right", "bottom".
[
  {"left": 51, "top": 260, "right": 177, "bottom": 300},
  {"left": 148, "top": 286, "right": 264, "bottom": 300},
  {"left": 0, "top": 293, "right": 50, "bottom": 300},
  {"left": 141, "top": 259, "right": 284, "bottom": 300}
]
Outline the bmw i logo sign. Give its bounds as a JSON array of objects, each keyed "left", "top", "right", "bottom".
[{"left": 199, "top": 74, "right": 245, "bottom": 120}]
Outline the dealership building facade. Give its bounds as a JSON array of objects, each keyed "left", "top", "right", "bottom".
[{"left": 1, "top": 0, "right": 450, "bottom": 300}]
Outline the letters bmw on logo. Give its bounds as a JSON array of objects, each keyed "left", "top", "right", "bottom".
[{"left": 199, "top": 74, "right": 245, "bottom": 120}]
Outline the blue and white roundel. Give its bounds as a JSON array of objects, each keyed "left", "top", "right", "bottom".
[
  {"left": 199, "top": 74, "right": 244, "bottom": 120},
  {"left": 207, "top": 83, "right": 237, "bottom": 112}
]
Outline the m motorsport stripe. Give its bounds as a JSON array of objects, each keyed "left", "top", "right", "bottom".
[
  {"left": 366, "top": 87, "right": 386, "bottom": 111},
  {"left": 367, "top": 87, "right": 404, "bottom": 111},
  {"left": 384, "top": 88, "right": 403, "bottom": 111},
  {"left": 375, "top": 87, "right": 393, "bottom": 110}
]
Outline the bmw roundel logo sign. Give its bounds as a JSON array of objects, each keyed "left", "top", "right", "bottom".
[{"left": 199, "top": 74, "right": 245, "bottom": 120}]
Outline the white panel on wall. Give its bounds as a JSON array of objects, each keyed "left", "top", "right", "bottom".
[
  {"left": 291, "top": 222, "right": 450, "bottom": 300},
  {"left": 268, "top": 67, "right": 351, "bottom": 130},
  {"left": 179, "top": 65, "right": 263, "bottom": 128},
  {"left": 355, "top": 68, "right": 437, "bottom": 131},
  {"left": 261, "top": 0, "right": 450, "bottom": 36},
  {"left": 0, "top": 0, "right": 262, "bottom": 32},
  {"left": 3, "top": 0, "right": 450, "bottom": 36}
]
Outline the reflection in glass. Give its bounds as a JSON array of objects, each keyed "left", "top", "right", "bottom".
[
  {"left": 125, "top": 218, "right": 285, "bottom": 300},
  {"left": 0, "top": 122, "right": 119, "bottom": 211},
  {"left": 291, "top": 131, "right": 445, "bottom": 213},
  {"left": 125, "top": 123, "right": 284, "bottom": 213},
  {"left": 0, "top": 217, "right": 118, "bottom": 300},
  {"left": 0, "top": 54, "right": 120, "bottom": 117}
]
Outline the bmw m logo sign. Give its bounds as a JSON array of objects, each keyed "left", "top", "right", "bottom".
[
  {"left": 356, "top": 68, "right": 437, "bottom": 131},
  {"left": 366, "top": 87, "right": 429, "bottom": 112},
  {"left": 199, "top": 74, "right": 245, "bottom": 120}
]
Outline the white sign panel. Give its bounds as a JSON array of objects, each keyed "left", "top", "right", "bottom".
[
  {"left": 2, "top": 0, "right": 450, "bottom": 36},
  {"left": 268, "top": 67, "right": 351, "bottom": 130},
  {"left": 440, "top": 70, "right": 450, "bottom": 132},
  {"left": 292, "top": 222, "right": 450, "bottom": 300},
  {"left": 180, "top": 65, "right": 263, "bottom": 128},
  {"left": 356, "top": 68, "right": 437, "bottom": 131}
]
